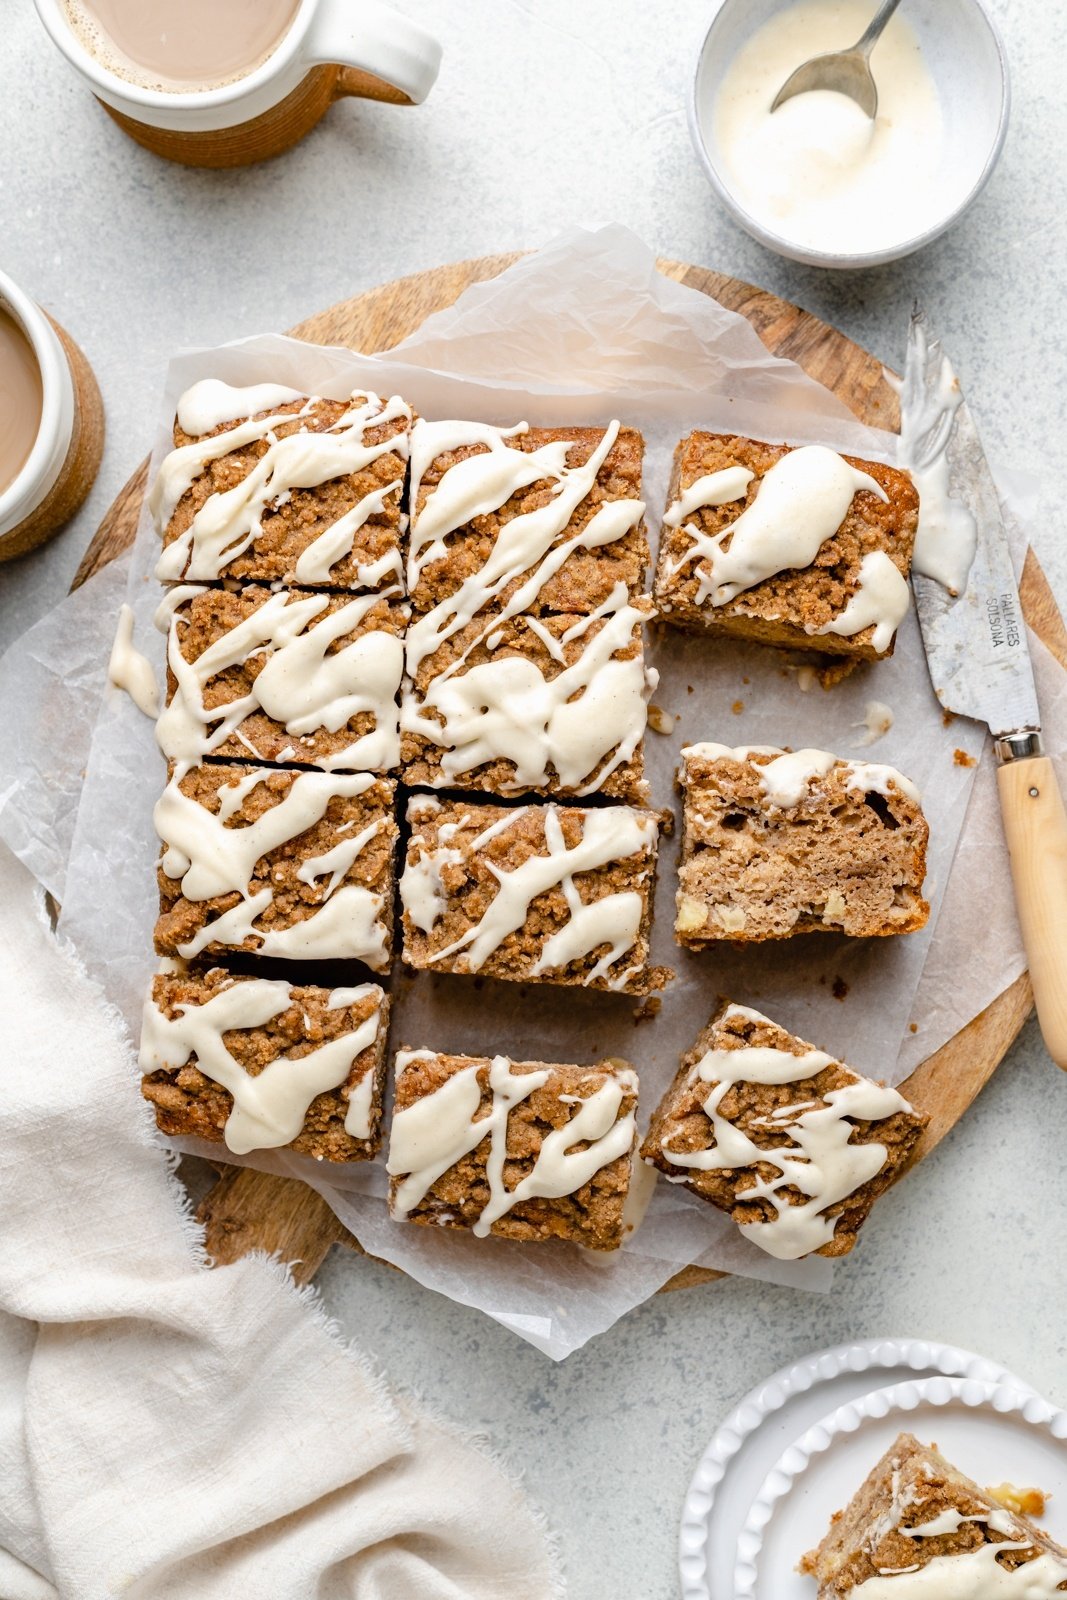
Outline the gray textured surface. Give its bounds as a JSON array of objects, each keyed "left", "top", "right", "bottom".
[{"left": 2, "top": 1, "right": 1066, "bottom": 1595}]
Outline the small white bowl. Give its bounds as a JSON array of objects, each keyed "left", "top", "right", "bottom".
[{"left": 689, "top": 0, "right": 1011, "bottom": 269}]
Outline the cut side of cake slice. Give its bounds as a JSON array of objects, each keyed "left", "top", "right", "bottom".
[
  {"left": 801, "top": 1431, "right": 1067, "bottom": 1596},
  {"left": 675, "top": 743, "right": 929, "bottom": 945}
]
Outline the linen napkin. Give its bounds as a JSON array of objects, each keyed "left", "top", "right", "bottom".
[{"left": 0, "top": 845, "right": 560, "bottom": 1600}]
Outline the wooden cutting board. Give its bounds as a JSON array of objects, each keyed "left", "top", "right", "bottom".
[{"left": 76, "top": 253, "right": 1065, "bottom": 1295}]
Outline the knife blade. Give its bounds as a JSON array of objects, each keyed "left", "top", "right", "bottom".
[
  {"left": 901, "top": 308, "right": 1067, "bottom": 1071},
  {"left": 903, "top": 309, "right": 1039, "bottom": 738}
]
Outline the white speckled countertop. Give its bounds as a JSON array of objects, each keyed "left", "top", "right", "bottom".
[{"left": 2, "top": 2, "right": 1065, "bottom": 1594}]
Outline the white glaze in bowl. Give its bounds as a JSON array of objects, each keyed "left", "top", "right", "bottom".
[{"left": 689, "top": 0, "right": 1010, "bottom": 269}]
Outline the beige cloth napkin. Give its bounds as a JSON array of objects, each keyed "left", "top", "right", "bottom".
[{"left": 0, "top": 844, "right": 560, "bottom": 1600}]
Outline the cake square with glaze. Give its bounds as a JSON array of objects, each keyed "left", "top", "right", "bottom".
[
  {"left": 153, "top": 764, "right": 397, "bottom": 970},
  {"left": 398, "top": 795, "right": 672, "bottom": 995},
  {"left": 640, "top": 1000, "right": 927, "bottom": 1260},
  {"left": 653, "top": 433, "right": 918, "bottom": 659},
  {"left": 407, "top": 419, "right": 649, "bottom": 621},
  {"left": 140, "top": 963, "right": 391, "bottom": 1162},
  {"left": 152, "top": 382, "right": 412, "bottom": 593},
  {"left": 400, "top": 594, "right": 656, "bottom": 803},
  {"left": 156, "top": 584, "right": 407, "bottom": 775},
  {"left": 675, "top": 743, "right": 929, "bottom": 945},
  {"left": 387, "top": 1049, "right": 639, "bottom": 1250},
  {"left": 801, "top": 1432, "right": 1067, "bottom": 1596}
]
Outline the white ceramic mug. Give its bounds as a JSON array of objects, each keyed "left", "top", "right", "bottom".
[
  {"left": 33, "top": 0, "right": 442, "bottom": 165},
  {"left": 0, "top": 270, "right": 77, "bottom": 547}
]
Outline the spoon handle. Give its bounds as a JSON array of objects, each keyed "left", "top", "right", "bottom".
[{"left": 855, "top": 0, "right": 903, "bottom": 59}]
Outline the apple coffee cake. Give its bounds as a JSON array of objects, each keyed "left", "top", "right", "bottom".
[
  {"left": 675, "top": 742, "right": 929, "bottom": 945},
  {"left": 641, "top": 1000, "right": 926, "bottom": 1260},
  {"left": 155, "top": 583, "right": 406, "bottom": 773},
  {"left": 399, "top": 795, "right": 672, "bottom": 995},
  {"left": 387, "top": 1049, "right": 639, "bottom": 1249},
  {"left": 151, "top": 381, "right": 412, "bottom": 592},
  {"left": 654, "top": 434, "right": 918, "bottom": 659},
  {"left": 140, "top": 962, "right": 390, "bottom": 1161},
  {"left": 153, "top": 764, "right": 397, "bottom": 968},
  {"left": 801, "top": 1432, "right": 1067, "bottom": 1595}
]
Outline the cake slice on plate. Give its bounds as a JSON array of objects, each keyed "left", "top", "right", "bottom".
[{"left": 801, "top": 1431, "right": 1067, "bottom": 1595}]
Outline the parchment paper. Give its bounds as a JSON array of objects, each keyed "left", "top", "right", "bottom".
[{"left": 1, "top": 226, "right": 1064, "bottom": 1359}]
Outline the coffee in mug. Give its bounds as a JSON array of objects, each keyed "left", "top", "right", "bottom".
[
  {"left": 59, "top": 0, "right": 302, "bottom": 91},
  {"left": 0, "top": 309, "right": 43, "bottom": 497},
  {"left": 35, "top": 0, "right": 442, "bottom": 170}
]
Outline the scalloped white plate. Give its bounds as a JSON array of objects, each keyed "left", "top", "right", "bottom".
[
  {"left": 735, "top": 1375, "right": 1067, "bottom": 1600},
  {"left": 678, "top": 1338, "right": 1038, "bottom": 1600}
]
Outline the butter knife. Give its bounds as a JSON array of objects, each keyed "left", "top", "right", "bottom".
[{"left": 905, "top": 308, "right": 1067, "bottom": 1070}]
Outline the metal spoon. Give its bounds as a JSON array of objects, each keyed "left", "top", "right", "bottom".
[{"left": 771, "top": 0, "right": 903, "bottom": 119}]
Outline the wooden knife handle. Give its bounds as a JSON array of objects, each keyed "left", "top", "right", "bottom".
[{"left": 997, "top": 753, "right": 1067, "bottom": 1070}]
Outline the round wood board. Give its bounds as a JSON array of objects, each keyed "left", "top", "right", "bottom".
[{"left": 77, "top": 254, "right": 1065, "bottom": 1296}]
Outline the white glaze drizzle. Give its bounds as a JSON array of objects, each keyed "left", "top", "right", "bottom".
[
  {"left": 400, "top": 802, "right": 656, "bottom": 990},
  {"left": 682, "top": 742, "right": 921, "bottom": 806},
  {"left": 857, "top": 700, "right": 895, "bottom": 747},
  {"left": 662, "top": 466, "right": 755, "bottom": 526},
  {"left": 852, "top": 1544, "right": 1067, "bottom": 1597},
  {"left": 176, "top": 379, "right": 305, "bottom": 436},
  {"left": 401, "top": 585, "right": 656, "bottom": 795},
  {"left": 665, "top": 445, "right": 888, "bottom": 607},
  {"left": 902, "top": 1509, "right": 1019, "bottom": 1539},
  {"left": 292, "top": 489, "right": 404, "bottom": 587},
  {"left": 810, "top": 548, "right": 910, "bottom": 654},
  {"left": 155, "top": 587, "right": 403, "bottom": 772},
  {"left": 658, "top": 1003, "right": 914, "bottom": 1260},
  {"left": 405, "top": 417, "right": 644, "bottom": 672},
  {"left": 108, "top": 603, "right": 160, "bottom": 717},
  {"left": 897, "top": 320, "right": 978, "bottom": 597},
  {"left": 151, "top": 386, "right": 411, "bottom": 584},
  {"left": 140, "top": 974, "right": 382, "bottom": 1153},
  {"left": 388, "top": 1051, "right": 637, "bottom": 1236},
  {"left": 154, "top": 767, "right": 389, "bottom": 967},
  {"left": 399, "top": 843, "right": 464, "bottom": 934}
]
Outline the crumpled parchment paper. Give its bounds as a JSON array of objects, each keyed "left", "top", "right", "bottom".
[{"left": 1, "top": 226, "right": 1062, "bottom": 1359}]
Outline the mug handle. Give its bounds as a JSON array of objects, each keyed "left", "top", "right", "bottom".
[{"left": 303, "top": 0, "right": 442, "bottom": 105}]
